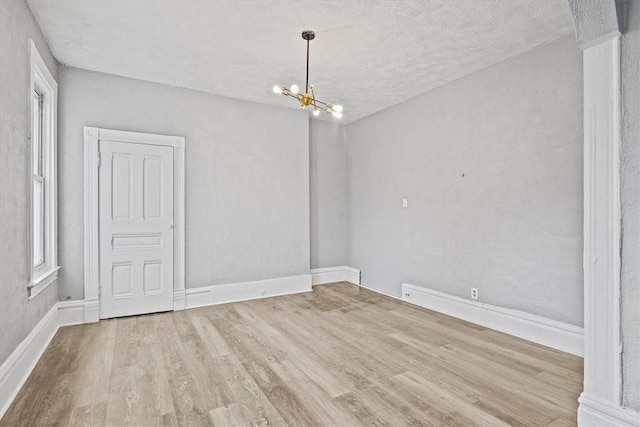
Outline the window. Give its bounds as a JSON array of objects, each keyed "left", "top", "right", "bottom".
[{"left": 28, "top": 40, "right": 59, "bottom": 299}]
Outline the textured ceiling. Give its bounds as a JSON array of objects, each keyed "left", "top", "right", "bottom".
[{"left": 27, "top": 0, "right": 575, "bottom": 123}]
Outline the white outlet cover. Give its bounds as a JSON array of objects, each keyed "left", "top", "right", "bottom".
[{"left": 402, "top": 198, "right": 408, "bottom": 208}]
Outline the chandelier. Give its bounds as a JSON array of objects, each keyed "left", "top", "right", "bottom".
[{"left": 273, "top": 30, "right": 343, "bottom": 119}]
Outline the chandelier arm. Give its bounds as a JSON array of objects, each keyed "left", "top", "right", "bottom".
[
  {"left": 283, "top": 92, "right": 302, "bottom": 101},
  {"left": 311, "top": 98, "right": 330, "bottom": 107},
  {"left": 285, "top": 92, "right": 330, "bottom": 113},
  {"left": 284, "top": 91, "right": 333, "bottom": 112},
  {"left": 284, "top": 92, "right": 308, "bottom": 108}
]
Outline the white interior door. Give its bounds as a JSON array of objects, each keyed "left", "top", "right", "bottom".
[{"left": 99, "top": 140, "right": 174, "bottom": 318}]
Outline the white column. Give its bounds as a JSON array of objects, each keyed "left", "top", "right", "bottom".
[{"left": 578, "top": 34, "right": 640, "bottom": 427}]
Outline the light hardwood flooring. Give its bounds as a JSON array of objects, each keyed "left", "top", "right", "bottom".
[{"left": 1, "top": 282, "right": 583, "bottom": 426}]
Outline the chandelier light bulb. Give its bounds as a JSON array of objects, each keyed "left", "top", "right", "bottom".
[
  {"left": 290, "top": 84, "right": 299, "bottom": 94},
  {"left": 273, "top": 85, "right": 283, "bottom": 94},
  {"left": 333, "top": 104, "right": 343, "bottom": 113},
  {"left": 332, "top": 111, "right": 343, "bottom": 119},
  {"left": 313, "top": 107, "right": 320, "bottom": 116}
]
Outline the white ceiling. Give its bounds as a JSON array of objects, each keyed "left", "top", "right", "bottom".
[{"left": 28, "top": 0, "right": 576, "bottom": 123}]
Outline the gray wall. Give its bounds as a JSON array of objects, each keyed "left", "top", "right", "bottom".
[
  {"left": 0, "top": 0, "right": 59, "bottom": 365},
  {"left": 310, "top": 121, "right": 348, "bottom": 269},
  {"left": 347, "top": 35, "right": 584, "bottom": 326},
  {"left": 57, "top": 67, "right": 310, "bottom": 299},
  {"left": 621, "top": 0, "right": 640, "bottom": 412}
]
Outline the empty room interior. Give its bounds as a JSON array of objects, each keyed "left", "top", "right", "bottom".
[{"left": 1, "top": 0, "right": 639, "bottom": 426}]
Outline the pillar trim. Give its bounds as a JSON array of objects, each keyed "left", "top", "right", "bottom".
[{"left": 576, "top": 32, "right": 640, "bottom": 426}]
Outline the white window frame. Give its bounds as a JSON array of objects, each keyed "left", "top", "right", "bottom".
[{"left": 28, "top": 39, "right": 59, "bottom": 299}]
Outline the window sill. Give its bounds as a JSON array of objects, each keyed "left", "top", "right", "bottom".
[{"left": 28, "top": 266, "right": 60, "bottom": 300}]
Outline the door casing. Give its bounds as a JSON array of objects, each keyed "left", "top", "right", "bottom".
[{"left": 83, "top": 127, "right": 185, "bottom": 322}]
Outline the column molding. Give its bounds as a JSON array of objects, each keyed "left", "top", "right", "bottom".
[{"left": 576, "top": 32, "right": 640, "bottom": 427}]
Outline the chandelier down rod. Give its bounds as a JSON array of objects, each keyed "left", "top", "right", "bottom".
[
  {"left": 303, "top": 30, "right": 314, "bottom": 94},
  {"left": 306, "top": 36, "right": 309, "bottom": 93}
]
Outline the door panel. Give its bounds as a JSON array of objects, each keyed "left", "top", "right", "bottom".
[
  {"left": 99, "top": 140, "right": 174, "bottom": 318},
  {"left": 111, "top": 153, "right": 132, "bottom": 221},
  {"left": 143, "top": 261, "right": 163, "bottom": 295},
  {"left": 112, "top": 262, "right": 132, "bottom": 298},
  {"left": 143, "top": 155, "right": 163, "bottom": 220}
]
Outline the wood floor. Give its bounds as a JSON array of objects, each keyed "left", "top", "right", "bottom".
[{"left": 1, "top": 283, "right": 583, "bottom": 427}]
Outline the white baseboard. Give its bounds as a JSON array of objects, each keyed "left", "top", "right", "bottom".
[
  {"left": 0, "top": 298, "right": 96, "bottom": 419},
  {"left": 310, "top": 266, "right": 360, "bottom": 285},
  {"left": 58, "top": 300, "right": 85, "bottom": 326},
  {"left": 185, "top": 274, "right": 312, "bottom": 309},
  {"left": 83, "top": 297, "right": 99, "bottom": 323},
  {"left": 400, "top": 283, "right": 584, "bottom": 357},
  {"left": 578, "top": 393, "right": 640, "bottom": 426},
  {"left": 0, "top": 303, "right": 59, "bottom": 419},
  {"left": 345, "top": 267, "right": 360, "bottom": 285},
  {"left": 359, "top": 283, "right": 403, "bottom": 301},
  {"left": 173, "top": 289, "right": 186, "bottom": 311}
]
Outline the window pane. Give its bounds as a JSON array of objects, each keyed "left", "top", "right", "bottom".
[
  {"left": 32, "top": 91, "right": 43, "bottom": 175},
  {"left": 33, "top": 176, "right": 44, "bottom": 267}
]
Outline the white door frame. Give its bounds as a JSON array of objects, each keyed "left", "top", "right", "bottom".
[{"left": 83, "top": 127, "right": 185, "bottom": 322}]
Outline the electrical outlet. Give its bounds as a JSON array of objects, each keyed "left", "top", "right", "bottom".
[
  {"left": 404, "top": 292, "right": 411, "bottom": 298},
  {"left": 470, "top": 288, "right": 479, "bottom": 300},
  {"left": 402, "top": 198, "right": 408, "bottom": 208}
]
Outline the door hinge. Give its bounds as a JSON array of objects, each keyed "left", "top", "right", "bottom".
[
  {"left": 98, "top": 284, "right": 101, "bottom": 298},
  {"left": 97, "top": 152, "right": 101, "bottom": 167}
]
